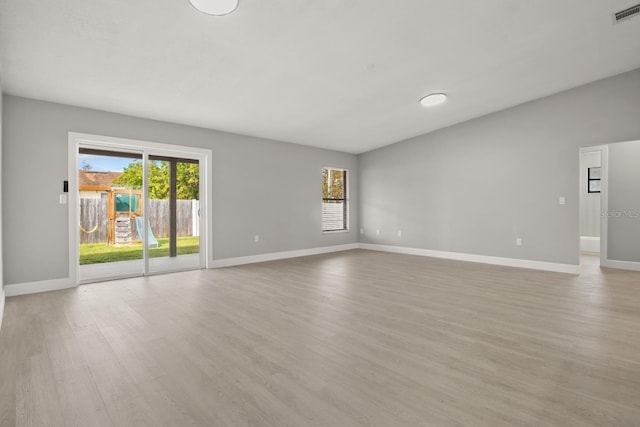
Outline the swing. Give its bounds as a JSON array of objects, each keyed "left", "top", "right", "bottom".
[{"left": 79, "top": 208, "right": 99, "bottom": 234}]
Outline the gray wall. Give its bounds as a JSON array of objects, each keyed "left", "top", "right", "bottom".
[
  {"left": 0, "top": 81, "right": 4, "bottom": 320},
  {"left": 359, "top": 69, "right": 640, "bottom": 266},
  {"left": 607, "top": 140, "right": 640, "bottom": 263},
  {"left": 580, "top": 150, "right": 601, "bottom": 237},
  {"left": 2, "top": 96, "right": 358, "bottom": 285}
]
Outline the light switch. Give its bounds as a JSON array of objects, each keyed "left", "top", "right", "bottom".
[{"left": 559, "top": 196, "right": 566, "bottom": 205}]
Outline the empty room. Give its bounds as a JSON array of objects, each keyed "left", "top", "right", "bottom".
[{"left": 1, "top": 1, "right": 640, "bottom": 426}]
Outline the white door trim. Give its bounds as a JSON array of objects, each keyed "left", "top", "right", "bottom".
[
  {"left": 578, "top": 145, "right": 606, "bottom": 260},
  {"left": 599, "top": 144, "right": 609, "bottom": 267}
]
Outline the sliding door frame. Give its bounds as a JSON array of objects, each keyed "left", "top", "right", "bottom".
[{"left": 68, "top": 132, "right": 213, "bottom": 285}]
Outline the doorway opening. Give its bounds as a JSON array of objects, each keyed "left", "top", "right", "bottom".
[{"left": 578, "top": 145, "right": 606, "bottom": 268}]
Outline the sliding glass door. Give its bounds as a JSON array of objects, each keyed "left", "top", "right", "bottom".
[{"left": 76, "top": 141, "right": 205, "bottom": 284}]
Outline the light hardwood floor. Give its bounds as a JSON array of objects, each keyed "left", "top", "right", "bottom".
[{"left": 1, "top": 250, "right": 640, "bottom": 426}]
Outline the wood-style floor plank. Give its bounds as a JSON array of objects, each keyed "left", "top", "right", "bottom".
[{"left": 1, "top": 250, "right": 640, "bottom": 426}]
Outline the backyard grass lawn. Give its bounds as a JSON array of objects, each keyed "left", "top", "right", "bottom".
[{"left": 80, "top": 236, "right": 200, "bottom": 265}]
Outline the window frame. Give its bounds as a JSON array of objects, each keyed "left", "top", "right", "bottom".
[{"left": 321, "top": 167, "right": 348, "bottom": 232}]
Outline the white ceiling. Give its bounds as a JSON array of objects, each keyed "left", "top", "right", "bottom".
[{"left": 1, "top": 0, "right": 639, "bottom": 153}]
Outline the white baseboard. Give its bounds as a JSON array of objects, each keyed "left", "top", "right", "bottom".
[
  {"left": 5, "top": 277, "right": 76, "bottom": 297},
  {"left": 358, "top": 243, "right": 581, "bottom": 274},
  {"left": 0, "top": 288, "right": 5, "bottom": 331},
  {"left": 5, "top": 244, "right": 359, "bottom": 295},
  {"left": 211, "top": 243, "right": 359, "bottom": 268},
  {"left": 602, "top": 259, "right": 640, "bottom": 272},
  {"left": 580, "top": 236, "right": 600, "bottom": 254},
  {"left": 3, "top": 242, "right": 586, "bottom": 297}
]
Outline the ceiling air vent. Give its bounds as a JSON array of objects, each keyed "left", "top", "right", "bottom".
[{"left": 614, "top": 4, "right": 640, "bottom": 22}]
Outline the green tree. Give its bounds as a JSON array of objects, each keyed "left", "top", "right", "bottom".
[
  {"left": 322, "top": 168, "right": 345, "bottom": 199},
  {"left": 175, "top": 163, "right": 200, "bottom": 199},
  {"left": 114, "top": 160, "right": 199, "bottom": 200}
]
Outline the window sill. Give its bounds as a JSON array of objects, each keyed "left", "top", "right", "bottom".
[{"left": 322, "top": 229, "right": 350, "bottom": 234}]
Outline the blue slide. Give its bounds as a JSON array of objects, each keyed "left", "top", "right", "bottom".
[{"left": 135, "top": 217, "right": 159, "bottom": 248}]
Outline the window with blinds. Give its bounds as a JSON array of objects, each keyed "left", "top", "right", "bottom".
[{"left": 322, "top": 168, "right": 347, "bottom": 232}]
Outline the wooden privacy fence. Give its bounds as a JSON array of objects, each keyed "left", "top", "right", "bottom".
[
  {"left": 79, "top": 195, "right": 109, "bottom": 244},
  {"left": 79, "top": 196, "right": 199, "bottom": 244}
]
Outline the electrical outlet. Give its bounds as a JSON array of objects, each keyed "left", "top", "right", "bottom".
[
  {"left": 516, "top": 238, "right": 522, "bottom": 246},
  {"left": 59, "top": 194, "right": 68, "bottom": 204},
  {"left": 359, "top": 228, "right": 364, "bottom": 234},
  {"left": 254, "top": 234, "right": 259, "bottom": 243},
  {"left": 397, "top": 230, "right": 402, "bottom": 237},
  {"left": 376, "top": 229, "right": 380, "bottom": 236},
  {"left": 559, "top": 196, "right": 566, "bottom": 205}
]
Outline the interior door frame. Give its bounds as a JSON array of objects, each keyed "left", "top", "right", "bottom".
[
  {"left": 599, "top": 144, "right": 609, "bottom": 267},
  {"left": 68, "top": 132, "right": 213, "bottom": 285},
  {"left": 578, "top": 144, "right": 607, "bottom": 264}
]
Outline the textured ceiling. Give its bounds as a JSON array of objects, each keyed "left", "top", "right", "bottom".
[{"left": 1, "top": 0, "right": 639, "bottom": 153}]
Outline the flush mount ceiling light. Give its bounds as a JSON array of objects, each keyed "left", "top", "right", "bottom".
[
  {"left": 188, "top": 0, "right": 239, "bottom": 16},
  {"left": 420, "top": 93, "right": 447, "bottom": 107}
]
